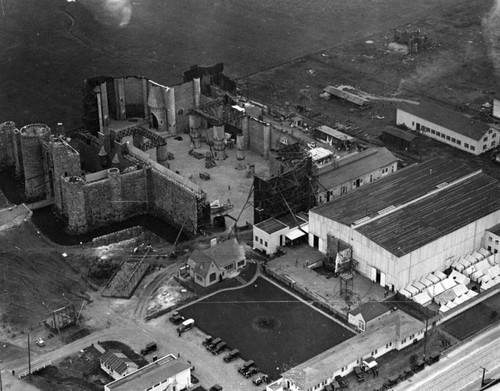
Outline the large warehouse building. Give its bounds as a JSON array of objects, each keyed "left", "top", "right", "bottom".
[{"left": 308, "top": 159, "right": 500, "bottom": 291}]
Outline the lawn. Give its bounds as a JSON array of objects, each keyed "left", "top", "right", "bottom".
[
  {"left": 442, "top": 296, "right": 500, "bottom": 341},
  {"left": 180, "top": 277, "right": 354, "bottom": 379}
]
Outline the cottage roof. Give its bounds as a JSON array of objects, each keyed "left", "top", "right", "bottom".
[
  {"left": 101, "top": 350, "right": 136, "bottom": 376},
  {"left": 349, "top": 302, "right": 390, "bottom": 322},
  {"left": 189, "top": 238, "right": 245, "bottom": 277}
]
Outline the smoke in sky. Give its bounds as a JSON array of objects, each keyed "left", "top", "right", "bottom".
[
  {"left": 483, "top": 0, "right": 500, "bottom": 77},
  {"left": 79, "top": 0, "right": 132, "bottom": 28}
]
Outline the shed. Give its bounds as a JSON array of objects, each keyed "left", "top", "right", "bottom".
[{"left": 380, "top": 127, "right": 417, "bottom": 152}]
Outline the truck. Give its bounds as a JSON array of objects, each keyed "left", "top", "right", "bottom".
[
  {"left": 140, "top": 342, "right": 157, "bottom": 355},
  {"left": 177, "top": 318, "right": 195, "bottom": 334}
]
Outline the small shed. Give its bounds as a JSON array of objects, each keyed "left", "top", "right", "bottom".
[
  {"left": 380, "top": 127, "right": 417, "bottom": 152},
  {"left": 348, "top": 302, "right": 391, "bottom": 331}
]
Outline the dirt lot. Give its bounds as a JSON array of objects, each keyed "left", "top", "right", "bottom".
[{"left": 0, "top": 0, "right": 470, "bottom": 130}]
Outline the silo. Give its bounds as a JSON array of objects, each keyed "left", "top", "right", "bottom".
[{"left": 20, "top": 124, "right": 51, "bottom": 199}]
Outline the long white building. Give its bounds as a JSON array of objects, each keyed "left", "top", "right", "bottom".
[
  {"left": 309, "top": 159, "right": 500, "bottom": 291},
  {"left": 396, "top": 101, "right": 499, "bottom": 155}
]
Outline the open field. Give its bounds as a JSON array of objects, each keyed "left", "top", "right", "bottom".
[
  {"left": 0, "top": 0, "right": 471, "bottom": 130},
  {"left": 180, "top": 276, "right": 355, "bottom": 379}
]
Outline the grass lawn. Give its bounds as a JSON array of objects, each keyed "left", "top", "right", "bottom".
[
  {"left": 180, "top": 277, "right": 354, "bottom": 379},
  {"left": 442, "top": 296, "right": 500, "bottom": 341}
]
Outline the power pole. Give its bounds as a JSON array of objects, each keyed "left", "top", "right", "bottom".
[{"left": 27, "top": 333, "right": 31, "bottom": 375}]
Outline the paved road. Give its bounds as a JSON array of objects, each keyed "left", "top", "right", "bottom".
[{"left": 394, "top": 324, "right": 500, "bottom": 391}]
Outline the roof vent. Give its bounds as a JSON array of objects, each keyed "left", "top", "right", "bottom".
[
  {"left": 353, "top": 216, "right": 371, "bottom": 225},
  {"left": 377, "top": 205, "right": 396, "bottom": 215}
]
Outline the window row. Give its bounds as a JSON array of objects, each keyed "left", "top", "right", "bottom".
[{"left": 254, "top": 235, "right": 268, "bottom": 247}]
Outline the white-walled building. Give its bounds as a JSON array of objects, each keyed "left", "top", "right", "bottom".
[
  {"left": 254, "top": 214, "right": 308, "bottom": 255},
  {"left": 484, "top": 223, "right": 500, "bottom": 255},
  {"left": 267, "top": 310, "right": 424, "bottom": 391},
  {"left": 397, "top": 102, "right": 499, "bottom": 155},
  {"left": 105, "top": 354, "right": 191, "bottom": 391},
  {"left": 348, "top": 302, "right": 391, "bottom": 332},
  {"left": 309, "top": 159, "right": 500, "bottom": 291},
  {"left": 316, "top": 147, "right": 398, "bottom": 203}
]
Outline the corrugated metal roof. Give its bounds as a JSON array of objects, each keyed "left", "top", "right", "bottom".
[
  {"left": 487, "top": 222, "right": 500, "bottom": 236},
  {"left": 101, "top": 350, "right": 136, "bottom": 376},
  {"left": 316, "top": 125, "right": 355, "bottom": 141},
  {"left": 398, "top": 101, "right": 491, "bottom": 141},
  {"left": 323, "top": 86, "right": 369, "bottom": 106},
  {"left": 312, "top": 159, "right": 478, "bottom": 226},
  {"left": 317, "top": 147, "right": 398, "bottom": 190},
  {"left": 382, "top": 127, "right": 417, "bottom": 142},
  {"left": 357, "top": 172, "right": 500, "bottom": 256}
]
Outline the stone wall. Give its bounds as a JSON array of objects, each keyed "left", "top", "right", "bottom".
[
  {"left": 148, "top": 168, "right": 199, "bottom": 233},
  {"left": 123, "top": 77, "right": 146, "bottom": 118},
  {"left": 174, "top": 80, "right": 197, "bottom": 134},
  {"left": 248, "top": 118, "right": 265, "bottom": 155}
]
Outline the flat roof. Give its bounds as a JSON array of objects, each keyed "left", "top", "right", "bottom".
[
  {"left": 312, "top": 158, "right": 478, "bottom": 226},
  {"left": 317, "top": 147, "right": 398, "bottom": 191},
  {"left": 357, "top": 172, "right": 500, "bottom": 256},
  {"left": 106, "top": 356, "right": 191, "bottom": 391},
  {"left": 283, "top": 311, "right": 423, "bottom": 389},
  {"left": 255, "top": 218, "right": 288, "bottom": 234},
  {"left": 398, "top": 101, "right": 491, "bottom": 141}
]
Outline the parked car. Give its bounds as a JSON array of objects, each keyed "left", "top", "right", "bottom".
[
  {"left": 238, "top": 360, "right": 255, "bottom": 374},
  {"left": 169, "top": 311, "right": 184, "bottom": 325},
  {"left": 35, "top": 337, "right": 45, "bottom": 347},
  {"left": 223, "top": 349, "right": 239, "bottom": 362},
  {"left": 252, "top": 374, "right": 270, "bottom": 385},
  {"left": 335, "top": 375, "right": 348, "bottom": 388},
  {"left": 354, "top": 366, "right": 365, "bottom": 382},
  {"left": 209, "top": 385, "right": 222, "bottom": 391},
  {"left": 207, "top": 337, "right": 222, "bottom": 351},
  {"left": 140, "top": 342, "right": 157, "bottom": 355},
  {"left": 202, "top": 336, "right": 214, "bottom": 347},
  {"left": 244, "top": 366, "right": 259, "bottom": 378},
  {"left": 211, "top": 341, "right": 227, "bottom": 355}
]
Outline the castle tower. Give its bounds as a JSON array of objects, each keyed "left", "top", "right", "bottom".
[
  {"left": 189, "top": 114, "right": 202, "bottom": 149},
  {"left": 0, "top": 121, "right": 17, "bottom": 169},
  {"left": 61, "top": 175, "right": 87, "bottom": 234},
  {"left": 165, "top": 87, "right": 176, "bottom": 134},
  {"left": 263, "top": 123, "right": 271, "bottom": 160},
  {"left": 147, "top": 84, "right": 167, "bottom": 132},
  {"left": 107, "top": 167, "right": 122, "bottom": 218},
  {"left": 236, "top": 134, "right": 245, "bottom": 161},
  {"left": 51, "top": 139, "right": 81, "bottom": 211},
  {"left": 193, "top": 77, "right": 201, "bottom": 108},
  {"left": 156, "top": 139, "right": 169, "bottom": 168},
  {"left": 19, "top": 124, "right": 51, "bottom": 200}
]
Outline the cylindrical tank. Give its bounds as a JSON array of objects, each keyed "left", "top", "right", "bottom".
[
  {"left": 213, "top": 125, "right": 226, "bottom": 160},
  {"left": 156, "top": 140, "right": 169, "bottom": 168},
  {"left": 263, "top": 123, "right": 271, "bottom": 160},
  {"left": 236, "top": 134, "right": 245, "bottom": 161},
  {"left": 20, "top": 124, "right": 51, "bottom": 199}
]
